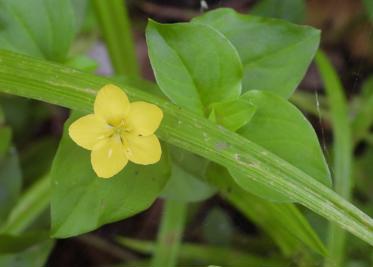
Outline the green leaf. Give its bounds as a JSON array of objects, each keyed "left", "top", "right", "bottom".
[
  {"left": 146, "top": 18, "right": 246, "bottom": 201},
  {"left": 0, "top": 50, "right": 371, "bottom": 246},
  {"left": 206, "top": 163, "right": 327, "bottom": 256},
  {"left": 161, "top": 165, "right": 215, "bottom": 202},
  {"left": 161, "top": 145, "right": 215, "bottom": 202},
  {"left": 71, "top": 0, "right": 89, "bottom": 32},
  {"left": 0, "top": 148, "right": 22, "bottom": 224},
  {"left": 230, "top": 90, "right": 331, "bottom": 202},
  {"left": 0, "top": 0, "right": 75, "bottom": 61},
  {"left": 19, "top": 137, "right": 58, "bottom": 183},
  {"left": 251, "top": 0, "right": 305, "bottom": 23},
  {"left": 0, "top": 97, "right": 31, "bottom": 137},
  {"left": 202, "top": 207, "right": 234, "bottom": 246},
  {"left": 50, "top": 112, "right": 171, "bottom": 238},
  {"left": 194, "top": 8, "right": 320, "bottom": 98},
  {"left": 65, "top": 55, "right": 98, "bottom": 72},
  {"left": 209, "top": 99, "right": 256, "bottom": 131},
  {"left": 146, "top": 20, "right": 243, "bottom": 115}
]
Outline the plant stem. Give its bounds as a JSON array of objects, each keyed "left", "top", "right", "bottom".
[
  {"left": 151, "top": 200, "right": 187, "bottom": 267},
  {"left": 92, "top": 0, "right": 140, "bottom": 76},
  {"left": 316, "top": 51, "right": 353, "bottom": 267}
]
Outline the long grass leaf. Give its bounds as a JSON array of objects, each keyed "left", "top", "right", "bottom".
[{"left": 0, "top": 50, "right": 372, "bottom": 246}]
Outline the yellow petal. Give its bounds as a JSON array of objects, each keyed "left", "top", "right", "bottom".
[
  {"left": 69, "top": 114, "right": 112, "bottom": 150},
  {"left": 125, "top": 134, "right": 162, "bottom": 165},
  {"left": 91, "top": 137, "right": 128, "bottom": 178},
  {"left": 94, "top": 84, "right": 130, "bottom": 126},
  {"left": 126, "top": 101, "right": 163, "bottom": 136}
]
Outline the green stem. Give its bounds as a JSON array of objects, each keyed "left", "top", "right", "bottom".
[
  {"left": 316, "top": 51, "right": 353, "bottom": 267},
  {"left": 92, "top": 0, "right": 139, "bottom": 76},
  {"left": 0, "top": 51, "right": 372, "bottom": 246},
  {"left": 151, "top": 200, "right": 187, "bottom": 267}
]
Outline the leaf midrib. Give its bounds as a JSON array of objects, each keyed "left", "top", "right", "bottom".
[
  {"left": 153, "top": 29, "right": 205, "bottom": 114},
  {"left": 7, "top": 4, "right": 46, "bottom": 58}
]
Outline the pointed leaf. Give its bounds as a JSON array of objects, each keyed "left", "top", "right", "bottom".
[
  {"left": 194, "top": 8, "right": 320, "bottom": 98},
  {"left": 230, "top": 90, "right": 331, "bottom": 202},
  {"left": 251, "top": 0, "right": 305, "bottom": 23},
  {"left": 0, "top": 0, "right": 75, "bottom": 61},
  {"left": 146, "top": 20, "right": 243, "bottom": 115},
  {"left": 209, "top": 99, "right": 256, "bottom": 131}
]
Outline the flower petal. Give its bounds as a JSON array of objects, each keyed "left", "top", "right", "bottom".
[
  {"left": 91, "top": 137, "right": 128, "bottom": 178},
  {"left": 125, "top": 134, "right": 162, "bottom": 165},
  {"left": 69, "top": 114, "right": 112, "bottom": 150},
  {"left": 126, "top": 101, "right": 163, "bottom": 136},
  {"left": 94, "top": 84, "right": 130, "bottom": 126}
]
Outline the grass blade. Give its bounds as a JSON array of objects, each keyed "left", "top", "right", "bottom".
[
  {"left": 0, "top": 50, "right": 372, "bottom": 246},
  {"left": 91, "top": 0, "right": 139, "bottom": 76},
  {"left": 151, "top": 201, "right": 187, "bottom": 267},
  {"left": 316, "top": 51, "right": 353, "bottom": 267}
]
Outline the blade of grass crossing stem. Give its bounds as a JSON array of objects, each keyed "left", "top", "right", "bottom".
[
  {"left": 0, "top": 176, "right": 50, "bottom": 234},
  {"left": 91, "top": 0, "right": 139, "bottom": 76},
  {"left": 151, "top": 201, "right": 187, "bottom": 267},
  {"left": 316, "top": 51, "right": 353, "bottom": 267},
  {"left": 0, "top": 51, "right": 372, "bottom": 246}
]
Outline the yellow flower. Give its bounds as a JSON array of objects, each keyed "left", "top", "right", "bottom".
[{"left": 68, "top": 84, "right": 163, "bottom": 178}]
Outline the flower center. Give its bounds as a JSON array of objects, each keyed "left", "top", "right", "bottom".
[
  {"left": 110, "top": 120, "right": 133, "bottom": 155},
  {"left": 111, "top": 119, "right": 132, "bottom": 136}
]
